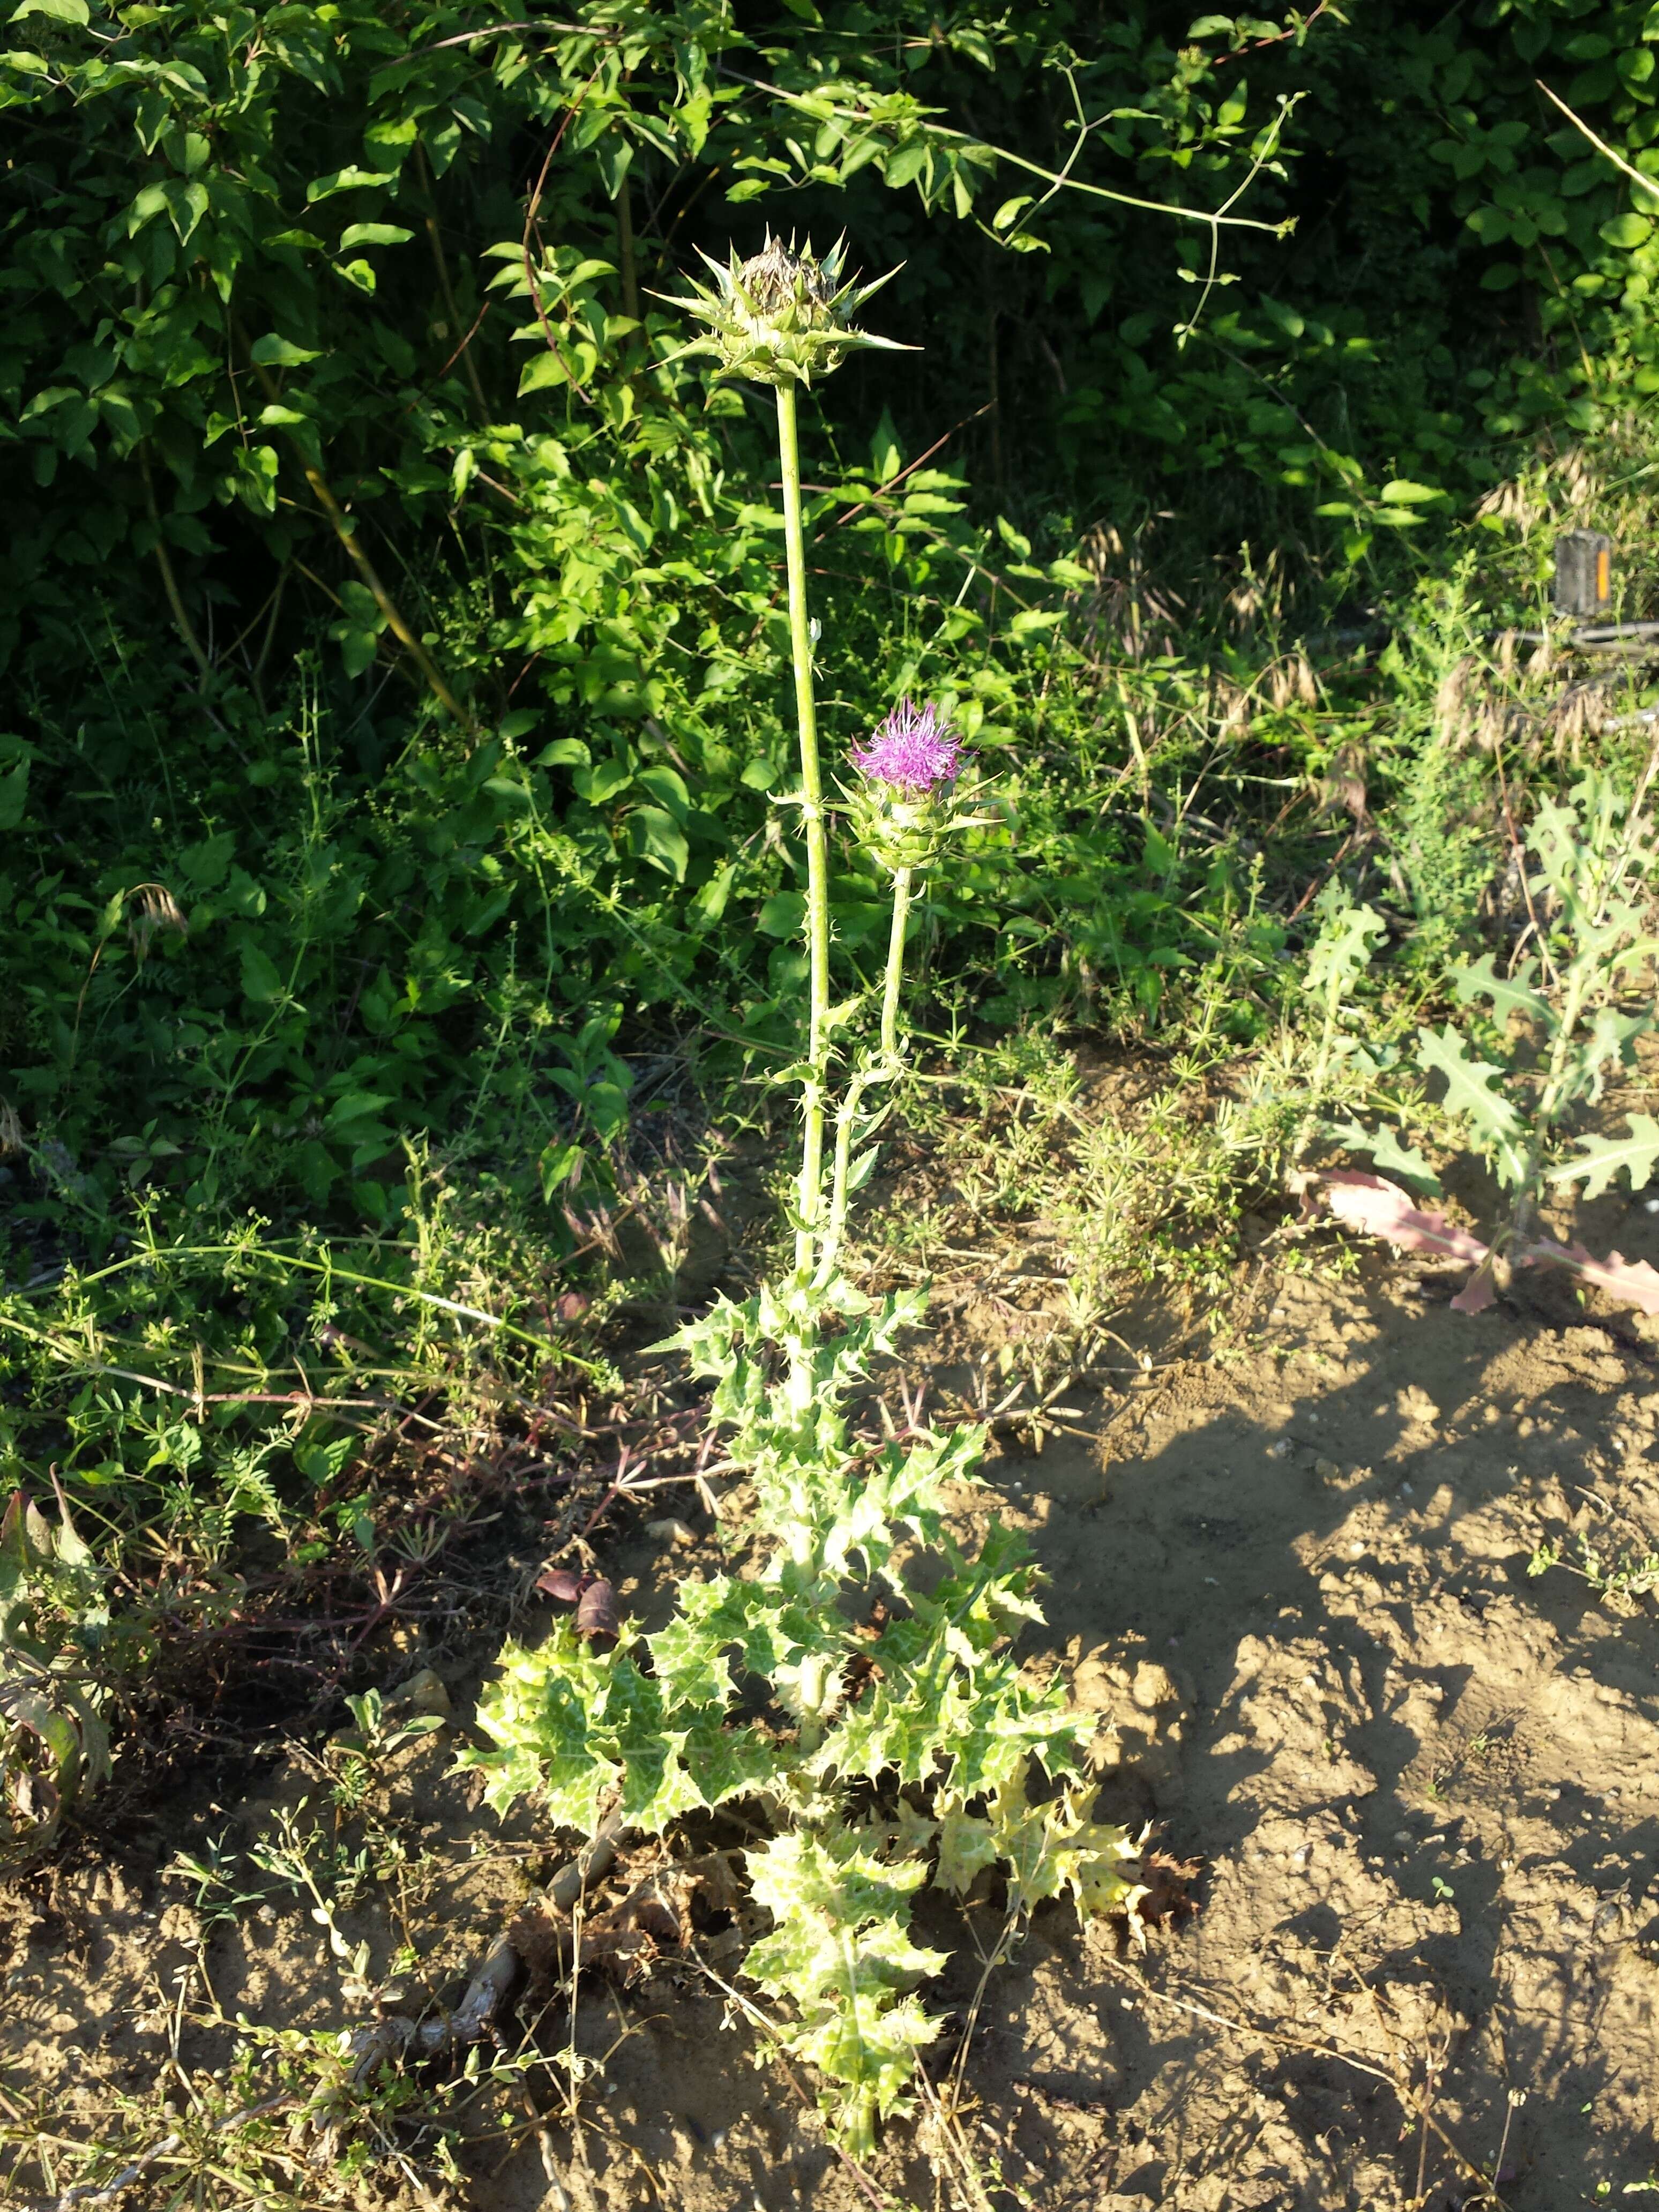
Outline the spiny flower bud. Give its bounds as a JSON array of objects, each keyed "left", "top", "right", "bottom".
[{"left": 656, "top": 231, "right": 913, "bottom": 388}]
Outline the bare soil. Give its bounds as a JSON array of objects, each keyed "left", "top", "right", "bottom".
[{"left": 6, "top": 1239, "right": 1659, "bottom": 2210}]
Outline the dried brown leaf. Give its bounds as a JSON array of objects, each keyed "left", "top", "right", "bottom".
[
  {"left": 574, "top": 1576, "right": 620, "bottom": 1645},
  {"left": 1133, "top": 1849, "right": 1202, "bottom": 1932}
]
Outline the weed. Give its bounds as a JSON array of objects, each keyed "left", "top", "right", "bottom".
[
  {"left": 460, "top": 247, "right": 1154, "bottom": 2158},
  {"left": 1528, "top": 1534, "right": 1659, "bottom": 1611},
  {"left": 1322, "top": 767, "right": 1659, "bottom": 1315}
]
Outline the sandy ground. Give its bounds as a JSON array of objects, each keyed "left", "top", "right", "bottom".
[{"left": 5, "top": 1243, "right": 1659, "bottom": 2210}]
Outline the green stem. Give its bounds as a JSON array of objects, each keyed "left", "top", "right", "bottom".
[
  {"left": 880, "top": 868, "right": 913, "bottom": 1067},
  {"left": 775, "top": 380, "right": 831, "bottom": 1272},
  {"left": 816, "top": 1067, "right": 881, "bottom": 1291},
  {"left": 1511, "top": 961, "right": 1590, "bottom": 1247},
  {"left": 814, "top": 866, "right": 917, "bottom": 1289}
]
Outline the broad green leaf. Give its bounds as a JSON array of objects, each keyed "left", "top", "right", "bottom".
[
  {"left": 1601, "top": 212, "right": 1653, "bottom": 249},
  {"left": 248, "top": 333, "right": 320, "bottom": 368},
  {"left": 627, "top": 804, "right": 688, "bottom": 883},
  {"left": 239, "top": 944, "right": 283, "bottom": 1002},
  {"left": 325, "top": 1090, "right": 392, "bottom": 1127},
  {"left": 339, "top": 222, "right": 415, "bottom": 249},
  {"left": 307, "top": 167, "right": 398, "bottom": 201},
  {"left": 13, "top": 0, "right": 89, "bottom": 20},
  {"left": 0, "top": 755, "right": 28, "bottom": 832},
  {"left": 1380, "top": 479, "right": 1447, "bottom": 503}
]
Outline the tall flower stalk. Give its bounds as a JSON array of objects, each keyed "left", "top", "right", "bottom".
[
  {"left": 657, "top": 232, "right": 908, "bottom": 1273},
  {"left": 773, "top": 378, "right": 832, "bottom": 1267}
]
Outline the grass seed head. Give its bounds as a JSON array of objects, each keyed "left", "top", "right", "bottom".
[{"left": 126, "top": 882, "right": 188, "bottom": 959}]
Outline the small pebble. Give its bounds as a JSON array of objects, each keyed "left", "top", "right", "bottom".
[
  {"left": 1266, "top": 1438, "right": 1292, "bottom": 1460},
  {"left": 645, "top": 1517, "right": 697, "bottom": 1548}
]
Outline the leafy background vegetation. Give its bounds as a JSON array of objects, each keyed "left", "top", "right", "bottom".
[{"left": 7, "top": 0, "right": 1659, "bottom": 1870}]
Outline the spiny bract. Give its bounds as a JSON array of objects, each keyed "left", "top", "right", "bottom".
[{"left": 656, "top": 230, "right": 912, "bottom": 387}]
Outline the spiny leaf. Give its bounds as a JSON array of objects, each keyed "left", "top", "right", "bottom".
[
  {"left": 1527, "top": 792, "right": 1589, "bottom": 911},
  {"left": 461, "top": 1628, "right": 623, "bottom": 1829},
  {"left": 1575, "top": 1005, "right": 1649, "bottom": 1104},
  {"left": 784, "top": 1989, "right": 943, "bottom": 2159},
  {"left": 677, "top": 1711, "right": 781, "bottom": 1808},
  {"left": 1544, "top": 1114, "right": 1659, "bottom": 1201},
  {"left": 981, "top": 1763, "right": 1145, "bottom": 1920},
  {"left": 932, "top": 1797, "right": 999, "bottom": 1895},
  {"left": 744, "top": 1826, "right": 947, "bottom": 2153},
  {"left": 1303, "top": 889, "right": 1384, "bottom": 1002},
  {"left": 646, "top": 1600, "right": 740, "bottom": 1710}
]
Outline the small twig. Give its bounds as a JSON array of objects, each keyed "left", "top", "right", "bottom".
[
  {"left": 1213, "top": 0, "right": 1330, "bottom": 63},
  {"left": 139, "top": 448, "right": 224, "bottom": 720},
  {"left": 1099, "top": 1963, "right": 1509, "bottom": 2209},
  {"left": 240, "top": 341, "right": 472, "bottom": 727},
  {"left": 427, "top": 19, "right": 624, "bottom": 49},
  {"left": 521, "top": 96, "right": 600, "bottom": 406},
  {"left": 416, "top": 143, "right": 488, "bottom": 417},
  {"left": 810, "top": 400, "right": 996, "bottom": 541},
  {"left": 347, "top": 1812, "right": 627, "bottom": 2080}
]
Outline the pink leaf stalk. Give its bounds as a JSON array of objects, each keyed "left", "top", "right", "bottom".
[
  {"left": 1521, "top": 1237, "right": 1659, "bottom": 1317},
  {"left": 1320, "top": 1172, "right": 1491, "bottom": 1268},
  {"left": 1319, "top": 1172, "right": 1659, "bottom": 1318}
]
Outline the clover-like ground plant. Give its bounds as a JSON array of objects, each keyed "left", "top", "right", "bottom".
[{"left": 461, "top": 238, "right": 1147, "bottom": 2155}]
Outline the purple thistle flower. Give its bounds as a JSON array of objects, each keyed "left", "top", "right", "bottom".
[{"left": 850, "top": 698, "right": 962, "bottom": 793}]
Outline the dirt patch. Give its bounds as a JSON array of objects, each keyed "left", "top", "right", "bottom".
[{"left": 5, "top": 1249, "right": 1659, "bottom": 2209}]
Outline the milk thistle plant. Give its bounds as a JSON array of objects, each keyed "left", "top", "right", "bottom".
[{"left": 465, "top": 240, "right": 1147, "bottom": 2156}]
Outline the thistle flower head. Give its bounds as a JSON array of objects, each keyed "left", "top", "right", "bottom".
[
  {"left": 842, "top": 700, "right": 997, "bottom": 875},
  {"left": 655, "top": 231, "right": 913, "bottom": 388},
  {"left": 850, "top": 699, "right": 962, "bottom": 793}
]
